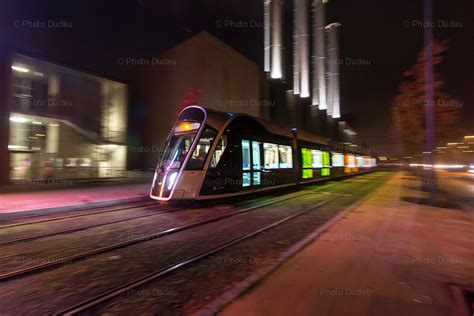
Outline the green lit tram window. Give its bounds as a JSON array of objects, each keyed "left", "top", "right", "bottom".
[
  {"left": 302, "top": 169, "right": 313, "bottom": 179},
  {"left": 321, "top": 168, "right": 330, "bottom": 176},
  {"left": 322, "top": 151, "right": 330, "bottom": 167},
  {"left": 301, "top": 148, "right": 312, "bottom": 168}
]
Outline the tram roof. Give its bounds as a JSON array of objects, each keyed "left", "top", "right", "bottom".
[{"left": 200, "top": 106, "right": 328, "bottom": 145}]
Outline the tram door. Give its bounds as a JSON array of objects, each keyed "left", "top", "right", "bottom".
[{"left": 241, "top": 140, "right": 262, "bottom": 188}]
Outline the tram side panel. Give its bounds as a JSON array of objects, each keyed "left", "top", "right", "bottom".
[{"left": 200, "top": 116, "right": 296, "bottom": 197}]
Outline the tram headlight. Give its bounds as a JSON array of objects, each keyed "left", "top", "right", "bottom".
[{"left": 167, "top": 172, "right": 178, "bottom": 190}]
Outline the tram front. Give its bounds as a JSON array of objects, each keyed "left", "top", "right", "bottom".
[{"left": 150, "top": 106, "right": 216, "bottom": 201}]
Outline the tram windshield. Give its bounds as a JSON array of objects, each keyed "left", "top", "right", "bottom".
[{"left": 158, "top": 122, "right": 201, "bottom": 170}]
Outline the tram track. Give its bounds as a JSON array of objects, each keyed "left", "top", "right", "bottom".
[
  {"left": 0, "top": 200, "right": 159, "bottom": 230},
  {"left": 0, "top": 205, "right": 183, "bottom": 247},
  {"left": 0, "top": 175, "right": 378, "bottom": 283},
  {"left": 56, "top": 197, "right": 337, "bottom": 315},
  {"left": 0, "top": 172, "right": 374, "bottom": 239},
  {"left": 0, "top": 189, "right": 321, "bottom": 283},
  {"left": 0, "top": 178, "right": 351, "bottom": 248}
]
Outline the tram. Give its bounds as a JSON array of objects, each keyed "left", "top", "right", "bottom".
[{"left": 150, "top": 105, "right": 376, "bottom": 201}]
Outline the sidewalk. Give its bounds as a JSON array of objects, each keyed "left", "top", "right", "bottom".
[
  {"left": 220, "top": 172, "right": 474, "bottom": 316},
  {"left": 0, "top": 172, "right": 153, "bottom": 218}
]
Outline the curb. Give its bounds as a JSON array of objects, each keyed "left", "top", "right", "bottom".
[
  {"left": 0, "top": 195, "right": 151, "bottom": 221},
  {"left": 197, "top": 174, "right": 393, "bottom": 316}
]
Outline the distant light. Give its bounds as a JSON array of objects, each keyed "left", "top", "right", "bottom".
[
  {"left": 463, "top": 150, "right": 474, "bottom": 153},
  {"left": 104, "top": 144, "right": 118, "bottom": 149},
  {"left": 409, "top": 163, "right": 465, "bottom": 169},
  {"left": 457, "top": 146, "right": 469, "bottom": 149},
  {"left": 11, "top": 65, "right": 30, "bottom": 73},
  {"left": 49, "top": 123, "right": 59, "bottom": 127},
  {"left": 464, "top": 136, "right": 474, "bottom": 139},
  {"left": 447, "top": 143, "right": 460, "bottom": 146},
  {"left": 422, "top": 151, "right": 431, "bottom": 154},
  {"left": 9, "top": 116, "right": 28, "bottom": 123},
  {"left": 291, "top": 128, "right": 297, "bottom": 132},
  {"left": 403, "top": 156, "right": 412, "bottom": 159},
  {"left": 468, "top": 170, "right": 474, "bottom": 173},
  {"left": 436, "top": 146, "right": 447, "bottom": 149},
  {"left": 434, "top": 164, "right": 465, "bottom": 169},
  {"left": 227, "top": 112, "right": 234, "bottom": 117},
  {"left": 343, "top": 128, "right": 357, "bottom": 136},
  {"left": 33, "top": 72, "right": 44, "bottom": 77},
  {"left": 32, "top": 121, "right": 42, "bottom": 125},
  {"left": 8, "top": 145, "right": 27, "bottom": 150}
]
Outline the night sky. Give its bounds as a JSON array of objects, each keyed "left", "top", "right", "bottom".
[{"left": 1, "top": 0, "right": 473, "bottom": 155}]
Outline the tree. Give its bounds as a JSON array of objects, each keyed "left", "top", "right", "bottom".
[{"left": 391, "top": 40, "right": 460, "bottom": 155}]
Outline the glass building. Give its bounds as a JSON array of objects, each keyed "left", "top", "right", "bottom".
[{"left": 6, "top": 53, "right": 127, "bottom": 182}]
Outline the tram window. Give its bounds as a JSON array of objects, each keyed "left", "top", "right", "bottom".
[
  {"left": 160, "top": 135, "right": 195, "bottom": 170},
  {"left": 242, "top": 140, "right": 251, "bottom": 170},
  {"left": 302, "top": 148, "right": 313, "bottom": 179},
  {"left": 253, "top": 172, "right": 261, "bottom": 185},
  {"left": 278, "top": 145, "right": 293, "bottom": 168},
  {"left": 332, "top": 153, "right": 344, "bottom": 167},
  {"left": 311, "top": 150, "right": 323, "bottom": 168},
  {"left": 321, "top": 168, "right": 331, "bottom": 176},
  {"left": 302, "top": 169, "right": 313, "bottom": 179},
  {"left": 242, "top": 172, "right": 251, "bottom": 187},
  {"left": 322, "top": 151, "right": 330, "bottom": 167},
  {"left": 252, "top": 141, "right": 261, "bottom": 170},
  {"left": 187, "top": 127, "right": 217, "bottom": 170},
  {"left": 321, "top": 151, "right": 331, "bottom": 176},
  {"left": 302, "top": 148, "right": 312, "bottom": 168},
  {"left": 209, "top": 135, "right": 227, "bottom": 168},
  {"left": 263, "top": 143, "right": 279, "bottom": 169},
  {"left": 345, "top": 155, "right": 356, "bottom": 168}
]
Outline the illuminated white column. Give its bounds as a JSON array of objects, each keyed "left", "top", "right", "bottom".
[
  {"left": 270, "top": 0, "right": 284, "bottom": 79},
  {"left": 299, "top": 0, "right": 310, "bottom": 98},
  {"left": 293, "top": 0, "right": 309, "bottom": 97},
  {"left": 326, "top": 22, "right": 341, "bottom": 118},
  {"left": 264, "top": 0, "right": 271, "bottom": 72},
  {"left": 313, "top": 0, "right": 327, "bottom": 109},
  {"left": 293, "top": 1, "right": 300, "bottom": 94}
]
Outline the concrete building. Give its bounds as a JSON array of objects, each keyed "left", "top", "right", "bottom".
[{"left": 130, "top": 31, "right": 268, "bottom": 169}]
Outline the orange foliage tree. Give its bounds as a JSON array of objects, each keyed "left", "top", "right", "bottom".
[{"left": 391, "top": 40, "right": 460, "bottom": 154}]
